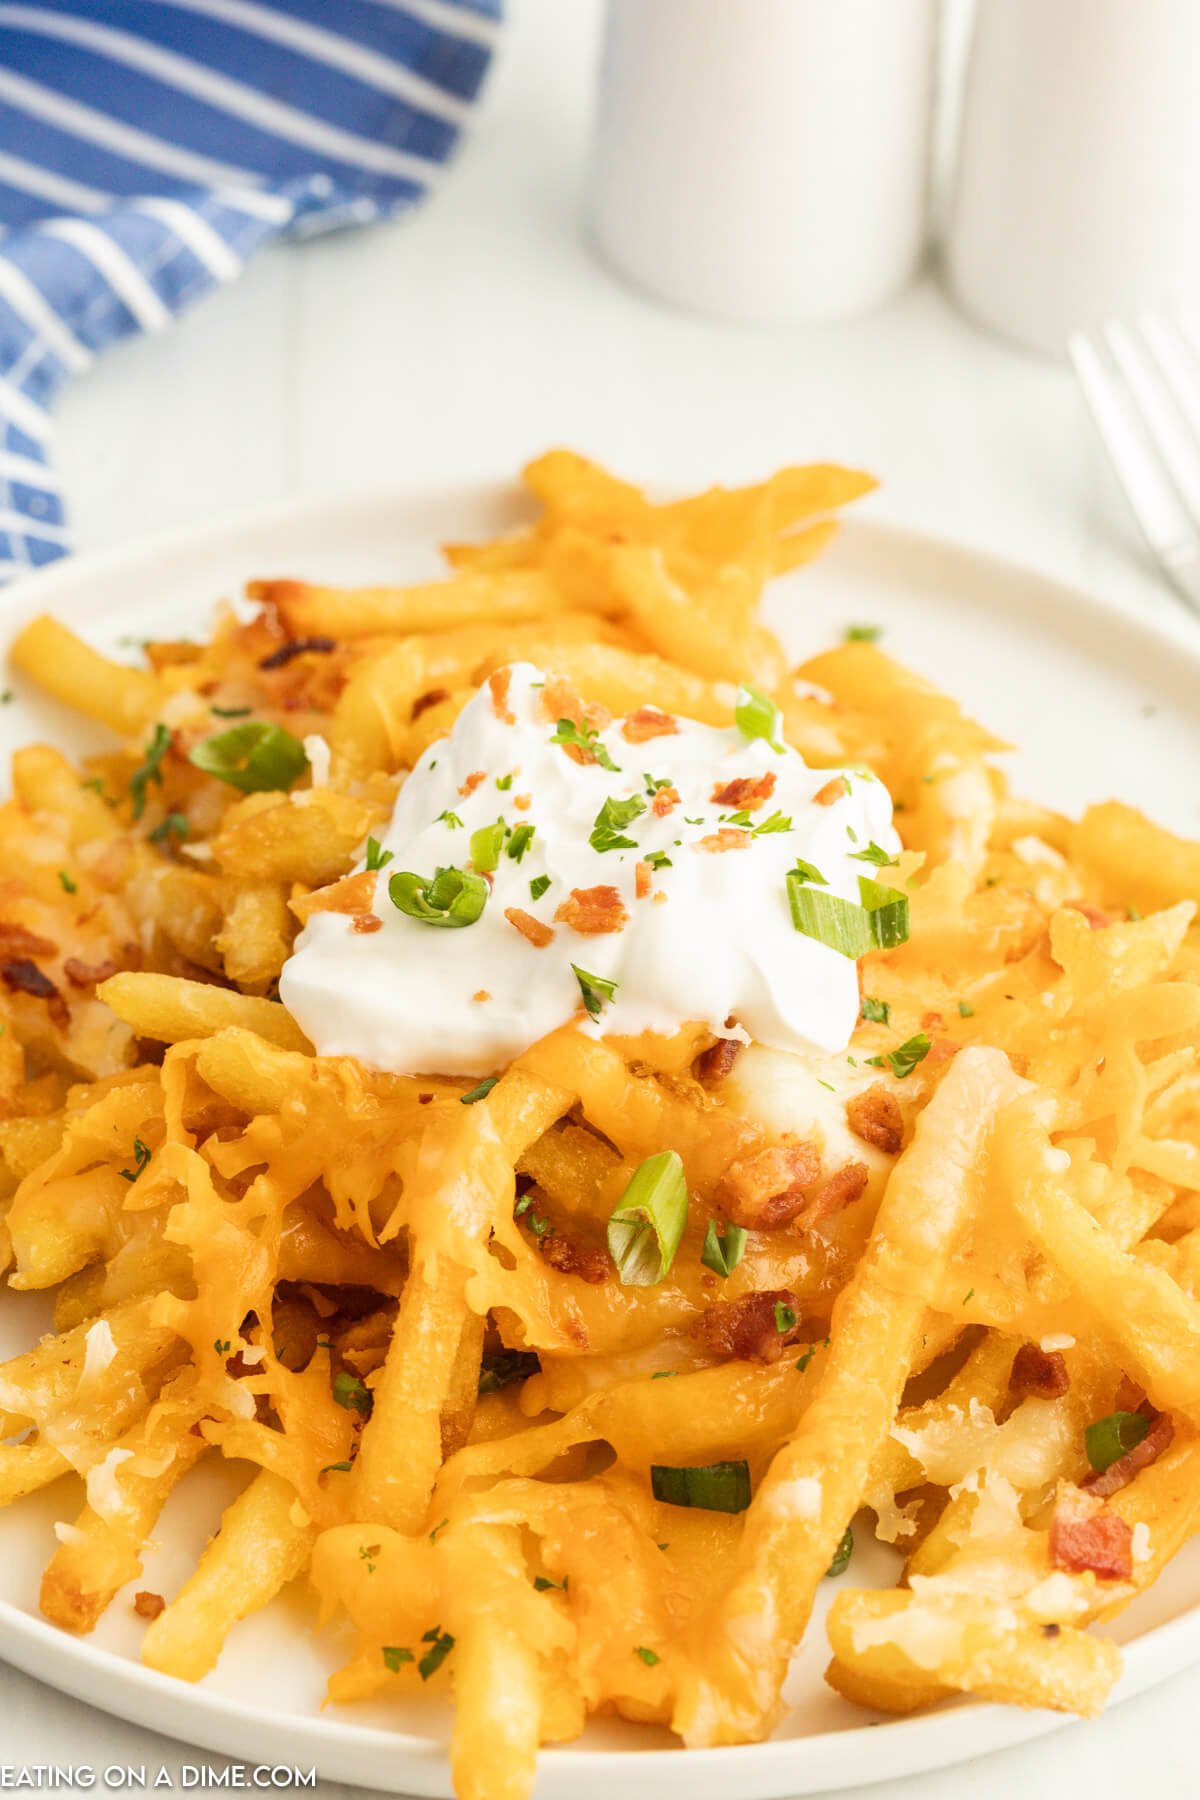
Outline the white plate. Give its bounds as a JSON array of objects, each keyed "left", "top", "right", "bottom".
[{"left": 2, "top": 484, "right": 1200, "bottom": 1799}]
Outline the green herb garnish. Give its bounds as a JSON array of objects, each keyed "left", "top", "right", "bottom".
[
  {"left": 188, "top": 722, "right": 307, "bottom": 793},
  {"left": 607, "top": 1150, "right": 688, "bottom": 1287}
]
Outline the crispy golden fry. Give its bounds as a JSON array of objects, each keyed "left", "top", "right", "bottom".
[
  {"left": 97, "top": 973, "right": 310, "bottom": 1052},
  {"left": 11, "top": 617, "right": 162, "bottom": 737}
]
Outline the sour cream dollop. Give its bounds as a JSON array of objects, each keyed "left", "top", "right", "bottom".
[{"left": 280, "top": 663, "right": 901, "bottom": 1076}]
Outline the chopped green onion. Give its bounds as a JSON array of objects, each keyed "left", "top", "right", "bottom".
[
  {"left": 383, "top": 1646, "right": 413, "bottom": 1672},
  {"left": 332, "top": 1371, "right": 372, "bottom": 1415},
  {"left": 1085, "top": 1410, "right": 1150, "bottom": 1474},
  {"left": 651, "top": 1370, "right": 678, "bottom": 1380},
  {"left": 751, "top": 809, "right": 793, "bottom": 836},
  {"left": 365, "top": 836, "right": 393, "bottom": 872},
  {"left": 549, "top": 716, "right": 620, "bottom": 771},
  {"left": 321, "top": 1461, "right": 353, "bottom": 1474},
  {"left": 120, "top": 1138, "right": 150, "bottom": 1183},
  {"left": 701, "top": 1219, "right": 747, "bottom": 1278},
  {"left": 435, "top": 808, "right": 463, "bottom": 830},
  {"left": 795, "top": 1344, "right": 818, "bottom": 1373},
  {"left": 478, "top": 1348, "right": 539, "bottom": 1394},
  {"left": 735, "top": 683, "right": 784, "bottom": 753},
  {"left": 826, "top": 1526, "right": 854, "bottom": 1576},
  {"left": 506, "top": 823, "right": 536, "bottom": 863},
  {"left": 149, "top": 811, "right": 189, "bottom": 845},
  {"left": 496, "top": 772, "right": 514, "bottom": 791},
  {"left": 514, "top": 1194, "right": 550, "bottom": 1236},
  {"left": 845, "top": 624, "right": 882, "bottom": 643},
  {"left": 417, "top": 1628, "right": 455, "bottom": 1681},
  {"left": 590, "top": 793, "right": 646, "bottom": 853},
  {"left": 534, "top": 1575, "right": 567, "bottom": 1592},
  {"left": 469, "top": 817, "right": 507, "bottom": 872},
  {"left": 389, "top": 865, "right": 488, "bottom": 929},
  {"left": 529, "top": 873, "right": 552, "bottom": 901},
  {"left": 786, "top": 881, "right": 878, "bottom": 959},
  {"left": 849, "top": 841, "right": 897, "bottom": 867},
  {"left": 644, "top": 849, "right": 673, "bottom": 871},
  {"left": 607, "top": 1150, "right": 688, "bottom": 1287},
  {"left": 188, "top": 721, "right": 308, "bottom": 794},
  {"left": 774, "top": 1301, "right": 797, "bottom": 1334},
  {"left": 861, "top": 996, "right": 890, "bottom": 1024},
  {"left": 635, "top": 1646, "right": 661, "bottom": 1667},
  {"left": 643, "top": 773, "right": 673, "bottom": 795},
  {"left": 958, "top": 999, "right": 974, "bottom": 1018},
  {"left": 57, "top": 869, "right": 77, "bottom": 894},
  {"left": 651, "top": 1460, "right": 751, "bottom": 1514},
  {"left": 460, "top": 1075, "right": 499, "bottom": 1105},
  {"left": 210, "top": 703, "right": 253, "bottom": 718},
  {"left": 130, "top": 722, "right": 172, "bottom": 819},
  {"left": 857, "top": 876, "right": 911, "bottom": 947},
  {"left": 572, "top": 963, "right": 617, "bottom": 1020}
]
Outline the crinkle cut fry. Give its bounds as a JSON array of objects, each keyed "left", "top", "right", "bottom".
[
  {"left": 672, "top": 1047, "right": 1029, "bottom": 1747},
  {"left": 352, "top": 1059, "right": 576, "bottom": 1531}
]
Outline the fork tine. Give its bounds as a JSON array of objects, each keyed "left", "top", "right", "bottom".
[
  {"left": 1140, "top": 312, "right": 1200, "bottom": 448},
  {"left": 1069, "top": 330, "right": 1197, "bottom": 567},
  {"left": 1105, "top": 318, "right": 1200, "bottom": 528}
]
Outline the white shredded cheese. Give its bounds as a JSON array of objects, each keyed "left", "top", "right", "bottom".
[
  {"left": 763, "top": 1475, "right": 823, "bottom": 1521},
  {"left": 84, "top": 1447, "right": 133, "bottom": 1520},
  {"left": 78, "top": 1319, "right": 117, "bottom": 1385},
  {"left": 1039, "top": 1333, "right": 1075, "bottom": 1353},
  {"left": 1132, "top": 1522, "right": 1152, "bottom": 1564},
  {"left": 1042, "top": 1147, "right": 1071, "bottom": 1173},
  {"left": 53, "top": 1521, "right": 85, "bottom": 1546},
  {"left": 303, "top": 733, "right": 332, "bottom": 789}
]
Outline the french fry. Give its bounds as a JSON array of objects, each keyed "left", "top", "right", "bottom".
[
  {"left": 97, "top": 973, "right": 311, "bottom": 1053},
  {"left": 11, "top": 617, "right": 162, "bottom": 738},
  {"left": 142, "top": 1469, "right": 315, "bottom": 1679}
]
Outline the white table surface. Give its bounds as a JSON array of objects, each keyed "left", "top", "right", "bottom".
[{"left": 5, "top": 0, "right": 1200, "bottom": 1796}]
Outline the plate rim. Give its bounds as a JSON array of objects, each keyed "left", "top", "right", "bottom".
[{"left": 2, "top": 480, "right": 1200, "bottom": 1795}]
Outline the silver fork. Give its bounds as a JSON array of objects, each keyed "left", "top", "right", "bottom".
[{"left": 1069, "top": 310, "right": 1200, "bottom": 615}]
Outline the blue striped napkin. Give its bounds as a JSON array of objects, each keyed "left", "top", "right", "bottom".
[{"left": 0, "top": 0, "right": 501, "bottom": 583}]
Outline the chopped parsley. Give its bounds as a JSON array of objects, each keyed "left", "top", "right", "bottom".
[
  {"left": 149, "top": 811, "right": 189, "bottom": 845},
  {"left": 791, "top": 858, "right": 828, "bottom": 886},
  {"left": 57, "top": 869, "right": 77, "bottom": 894},
  {"left": 589, "top": 793, "right": 646, "bottom": 853},
  {"left": 826, "top": 1526, "right": 854, "bottom": 1576},
  {"left": 120, "top": 1138, "right": 151, "bottom": 1183},
  {"left": 958, "top": 999, "right": 975, "bottom": 1018},
  {"left": 845, "top": 624, "right": 882, "bottom": 643},
  {"left": 734, "top": 683, "right": 784, "bottom": 753},
  {"left": 848, "top": 841, "right": 897, "bottom": 867},
  {"left": 635, "top": 1646, "right": 661, "bottom": 1667},
  {"left": 534, "top": 1574, "right": 567, "bottom": 1592},
  {"left": 435, "top": 809, "right": 463, "bottom": 830},
  {"left": 478, "top": 1348, "right": 540, "bottom": 1394},
  {"left": 383, "top": 1646, "right": 414, "bottom": 1672},
  {"left": 701, "top": 1219, "right": 748, "bottom": 1278},
  {"left": 495, "top": 772, "right": 514, "bottom": 790},
  {"left": 460, "top": 1075, "right": 499, "bottom": 1105},
  {"left": 418, "top": 1627, "right": 455, "bottom": 1681},
  {"left": 549, "top": 716, "right": 620, "bottom": 772},
  {"left": 365, "top": 836, "right": 394, "bottom": 871},
  {"left": 321, "top": 1460, "right": 353, "bottom": 1474},
  {"left": 129, "top": 722, "right": 172, "bottom": 820},
  {"left": 774, "top": 1301, "right": 798, "bottom": 1334},
  {"left": 506, "top": 822, "right": 536, "bottom": 863},
  {"left": 861, "top": 996, "right": 890, "bottom": 1024},
  {"left": 332, "top": 1371, "right": 372, "bottom": 1416},
  {"left": 643, "top": 849, "right": 673, "bottom": 871},
  {"left": 866, "top": 1033, "right": 931, "bottom": 1079},
  {"left": 572, "top": 964, "right": 617, "bottom": 1020}
]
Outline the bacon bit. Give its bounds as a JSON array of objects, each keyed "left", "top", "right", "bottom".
[
  {"left": 635, "top": 861, "right": 653, "bottom": 900},
  {"left": 290, "top": 869, "right": 376, "bottom": 925},
  {"left": 921, "top": 1011, "right": 945, "bottom": 1031},
  {"left": 473, "top": 990, "right": 492, "bottom": 1003},
  {"left": 1, "top": 957, "right": 68, "bottom": 1028},
  {"left": 1049, "top": 1484, "right": 1133, "bottom": 1580},
  {"left": 133, "top": 1591, "right": 166, "bottom": 1620},
  {"left": 412, "top": 686, "right": 450, "bottom": 721},
  {"left": 924, "top": 1037, "right": 961, "bottom": 1067},
  {"left": 1083, "top": 1411, "right": 1174, "bottom": 1498},
  {"left": 846, "top": 1084, "right": 904, "bottom": 1155},
  {"left": 458, "top": 770, "right": 487, "bottom": 798},
  {"left": 513, "top": 793, "right": 532, "bottom": 811},
  {"left": 488, "top": 668, "right": 515, "bottom": 724},
  {"left": 555, "top": 885, "right": 628, "bottom": 936},
  {"left": 696, "top": 828, "right": 751, "bottom": 854},
  {"left": 1114, "top": 1376, "right": 1146, "bottom": 1413},
  {"left": 651, "top": 785, "right": 679, "bottom": 818},
  {"left": 352, "top": 913, "right": 383, "bottom": 934},
  {"left": 710, "top": 771, "right": 777, "bottom": 811},
  {"left": 1010, "top": 1344, "right": 1071, "bottom": 1400},
  {"left": 258, "top": 635, "right": 336, "bottom": 671},
  {"left": 63, "top": 955, "right": 119, "bottom": 989},
  {"left": 801, "top": 1160, "right": 869, "bottom": 1227},
  {"left": 540, "top": 1232, "right": 610, "bottom": 1284},
  {"left": 505, "top": 906, "right": 555, "bottom": 948},
  {"left": 697, "top": 1038, "right": 742, "bottom": 1086},
  {"left": 622, "top": 705, "right": 679, "bottom": 744},
  {"left": 652, "top": 891, "right": 668, "bottom": 905},
  {"left": 418, "top": 1092, "right": 434, "bottom": 1105},
  {"left": 716, "top": 1142, "right": 822, "bottom": 1230},
  {"left": 693, "top": 1289, "right": 804, "bottom": 1364},
  {"left": 1067, "top": 900, "right": 1114, "bottom": 931},
  {"left": 814, "top": 777, "right": 847, "bottom": 807},
  {"left": 0, "top": 922, "right": 58, "bottom": 959}
]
